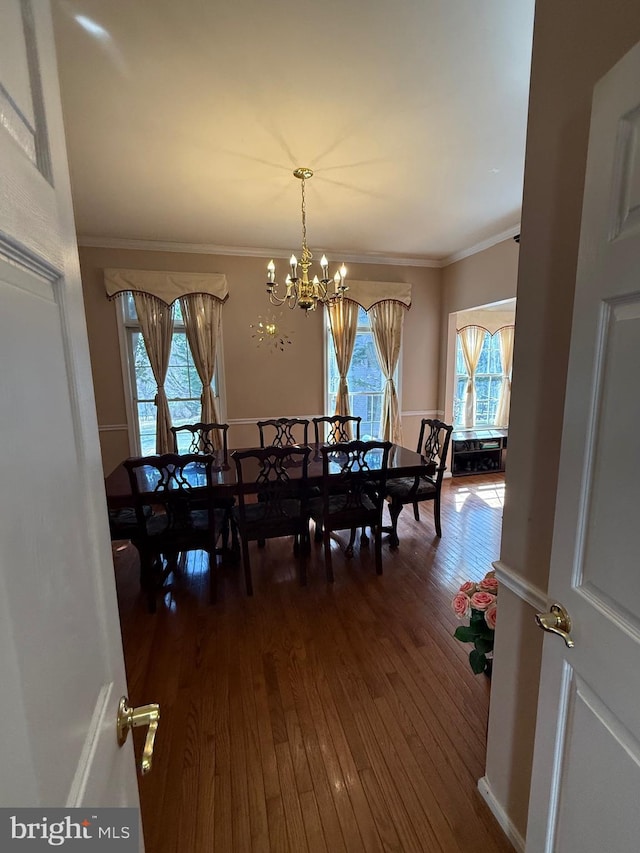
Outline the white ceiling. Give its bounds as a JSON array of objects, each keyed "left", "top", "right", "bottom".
[{"left": 51, "top": 0, "right": 534, "bottom": 264}]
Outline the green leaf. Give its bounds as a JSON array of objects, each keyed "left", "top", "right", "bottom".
[
  {"left": 469, "top": 649, "right": 487, "bottom": 674},
  {"left": 474, "top": 637, "right": 494, "bottom": 655},
  {"left": 454, "top": 626, "right": 477, "bottom": 643},
  {"left": 477, "top": 622, "right": 496, "bottom": 642}
]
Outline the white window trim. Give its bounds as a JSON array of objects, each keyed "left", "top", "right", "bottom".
[{"left": 115, "top": 297, "right": 227, "bottom": 456}]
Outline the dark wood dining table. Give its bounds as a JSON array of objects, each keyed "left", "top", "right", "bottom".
[{"left": 105, "top": 443, "right": 435, "bottom": 510}]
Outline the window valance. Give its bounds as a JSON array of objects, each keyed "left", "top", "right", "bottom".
[
  {"left": 341, "top": 280, "right": 411, "bottom": 311},
  {"left": 104, "top": 268, "right": 229, "bottom": 305}
]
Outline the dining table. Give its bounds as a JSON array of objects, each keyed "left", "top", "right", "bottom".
[{"left": 104, "top": 442, "right": 436, "bottom": 510}]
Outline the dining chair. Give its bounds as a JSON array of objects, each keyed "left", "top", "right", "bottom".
[
  {"left": 312, "top": 415, "right": 361, "bottom": 444},
  {"left": 311, "top": 415, "right": 363, "bottom": 543},
  {"left": 170, "top": 421, "right": 229, "bottom": 456},
  {"left": 124, "top": 453, "right": 224, "bottom": 611},
  {"left": 385, "top": 418, "right": 453, "bottom": 544},
  {"left": 309, "top": 440, "right": 392, "bottom": 582},
  {"left": 231, "top": 445, "right": 311, "bottom": 595},
  {"left": 170, "top": 421, "right": 236, "bottom": 553},
  {"left": 257, "top": 417, "right": 309, "bottom": 447}
]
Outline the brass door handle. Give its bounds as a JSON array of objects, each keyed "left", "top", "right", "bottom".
[
  {"left": 535, "top": 603, "right": 574, "bottom": 648},
  {"left": 117, "top": 696, "right": 160, "bottom": 775}
]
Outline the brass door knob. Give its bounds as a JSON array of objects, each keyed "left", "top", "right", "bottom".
[
  {"left": 535, "top": 603, "right": 574, "bottom": 648},
  {"left": 117, "top": 696, "right": 160, "bottom": 775}
]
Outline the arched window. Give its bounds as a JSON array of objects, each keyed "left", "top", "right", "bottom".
[{"left": 453, "top": 328, "right": 503, "bottom": 428}]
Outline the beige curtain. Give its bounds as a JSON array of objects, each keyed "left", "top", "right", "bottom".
[
  {"left": 133, "top": 292, "right": 175, "bottom": 454},
  {"left": 458, "top": 325, "right": 486, "bottom": 429},
  {"left": 495, "top": 325, "right": 515, "bottom": 427},
  {"left": 327, "top": 300, "right": 359, "bottom": 429},
  {"left": 369, "top": 301, "right": 404, "bottom": 444},
  {"left": 180, "top": 293, "right": 223, "bottom": 447}
]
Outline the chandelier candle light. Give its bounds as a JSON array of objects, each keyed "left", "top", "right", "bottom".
[{"left": 266, "top": 168, "right": 348, "bottom": 313}]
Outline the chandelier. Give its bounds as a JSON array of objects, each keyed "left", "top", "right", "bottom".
[{"left": 266, "top": 168, "right": 347, "bottom": 313}]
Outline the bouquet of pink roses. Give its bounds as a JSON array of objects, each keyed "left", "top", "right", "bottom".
[{"left": 451, "top": 571, "right": 498, "bottom": 675}]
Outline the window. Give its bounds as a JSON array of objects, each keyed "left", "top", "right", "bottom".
[
  {"left": 453, "top": 329, "right": 503, "bottom": 428},
  {"left": 120, "top": 294, "right": 223, "bottom": 455},
  {"left": 326, "top": 306, "right": 395, "bottom": 439}
]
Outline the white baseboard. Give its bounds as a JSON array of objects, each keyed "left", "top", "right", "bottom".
[{"left": 478, "top": 776, "right": 525, "bottom": 852}]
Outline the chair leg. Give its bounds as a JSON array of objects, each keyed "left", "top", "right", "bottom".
[
  {"left": 323, "top": 528, "right": 334, "bottom": 583},
  {"left": 345, "top": 527, "right": 357, "bottom": 558},
  {"left": 387, "top": 500, "right": 403, "bottom": 548},
  {"left": 314, "top": 520, "right": 323, "bottom": 542},
  {"left": 434, "top": 495, "right": 442, "bottom": 537},
  {"left": 374, "top": 524, "right": 383, "bottom": 575},
  {"left": 241, "top": 538, "right": 253, "bottom": 596},
  {"left": 221, "top": 513, "right": 230, "bottom": 551},
  {"left": 413, "top": 501, "right": 420, "bottom": 521},
  {"left": 360, "top": 525, "right": 369, "bottom": 547}
]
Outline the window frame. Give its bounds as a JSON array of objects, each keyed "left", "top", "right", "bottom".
[
  {"left": 453, "top": 327, "right": 504, "bottom": 429},
  {"left": 323, "top": 304, "right": 401, "bottom": 441},
  {"left": 116, "top": 296, "right": 227, "bottom": 456}
]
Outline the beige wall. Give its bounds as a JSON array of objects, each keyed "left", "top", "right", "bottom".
[
  {"left": 440, "top": 239, "right": 519, "bottom": 422},
  {"left": 485, "top": 1, "right": 640, "bottom": 845},
  {"left": 79, "top": 247, "right": 441, "bottom": 473}
]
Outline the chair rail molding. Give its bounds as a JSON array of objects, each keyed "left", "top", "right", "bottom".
[
  {"left": 98, "top": 424, "right": 129, "bottom": 432},
  {"left": 400, "top": 409, "right": 444, "bottom": 418},
  {"left": 492, "top": 559, "right": 547, "bottom": 612}
]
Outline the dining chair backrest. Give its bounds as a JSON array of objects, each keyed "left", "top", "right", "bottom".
[
  {"left": 257, "top": 417, "right": 309, "bottom": 448},
  {"left": 124, "top": 453, "right": 214, "bottom": 536},
  {"left": 320, "top": 439, "right": 392, "bottom": 511},
  {"left": 312, "top": 415, "right": 361, "bottom": 444},
  {"left": 232, "top": 445, "right": 311, "bottom": 522},
  {"left": 417, "top": 419, "right": 453, "bottom": 487},
  {"left": 170, "top": 422, "right": 229, "bottom": 458}
]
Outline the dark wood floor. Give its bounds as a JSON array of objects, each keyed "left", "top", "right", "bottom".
[{"left": 113, "top": 473, "right": 511, "bottom": 852}]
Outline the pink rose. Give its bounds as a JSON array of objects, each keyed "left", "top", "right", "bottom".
[
  {"left": 470, "top": 591, "right": 496, "bottom": 612},
  {"left": 452, "top": 592, "right": 471, "bottom": 619},
  {"left": 479, "top": 576, "right": 498, "bottom": 595},
  {"left": 485, "top": 602, "right": 497, "bottom": 630},
  {"left": 459, "top": 580, "right": 476, "bottom": 595}
]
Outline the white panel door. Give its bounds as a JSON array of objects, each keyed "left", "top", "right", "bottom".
[
  {"left": 526, "top": 39, "right": 640, "bottom": 853},
  {"left": 0, "top": 0, "right": 141, "bottom": 813}
]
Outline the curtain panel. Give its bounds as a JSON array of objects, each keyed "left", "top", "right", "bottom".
[
  {"left": 495, "top": 325, "right": 515, "bottom": 427},
  {"left": 369, "top": 300, "right": 405, "bottom": 445},
  {"left": 327, "top": 300, "right": 359, "bottom": 426},
  {"left": 132, "top": 293, "right": 175, "bottom": 454},
  {"left": 180, "top": 294, "right": 223, "bottom": 446},
  {"left": 458, "top": 325, "right": 486, "bottom": 429}
]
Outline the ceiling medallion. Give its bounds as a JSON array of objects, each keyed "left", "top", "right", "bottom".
[
  {"left": 249, "top": 313, "right": 293, "bottom": 353},
  {"left": 266, "top": 168, "right": 347, "bottom": 314}
]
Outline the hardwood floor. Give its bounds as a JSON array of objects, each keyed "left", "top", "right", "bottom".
[{"left": 113, "top": 473, "right": 512, "bottom": 852}]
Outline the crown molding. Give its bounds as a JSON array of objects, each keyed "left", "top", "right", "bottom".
[
  {"left": 441, "top": 224, "right": 521, "bottom": 267},
  {"left": 76, "top": 236, "right": 442, "bottom": 268}
]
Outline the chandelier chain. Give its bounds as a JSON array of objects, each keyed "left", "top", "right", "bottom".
[{"left": 300, "top": 176, "right": 308, "bottom": 255}]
